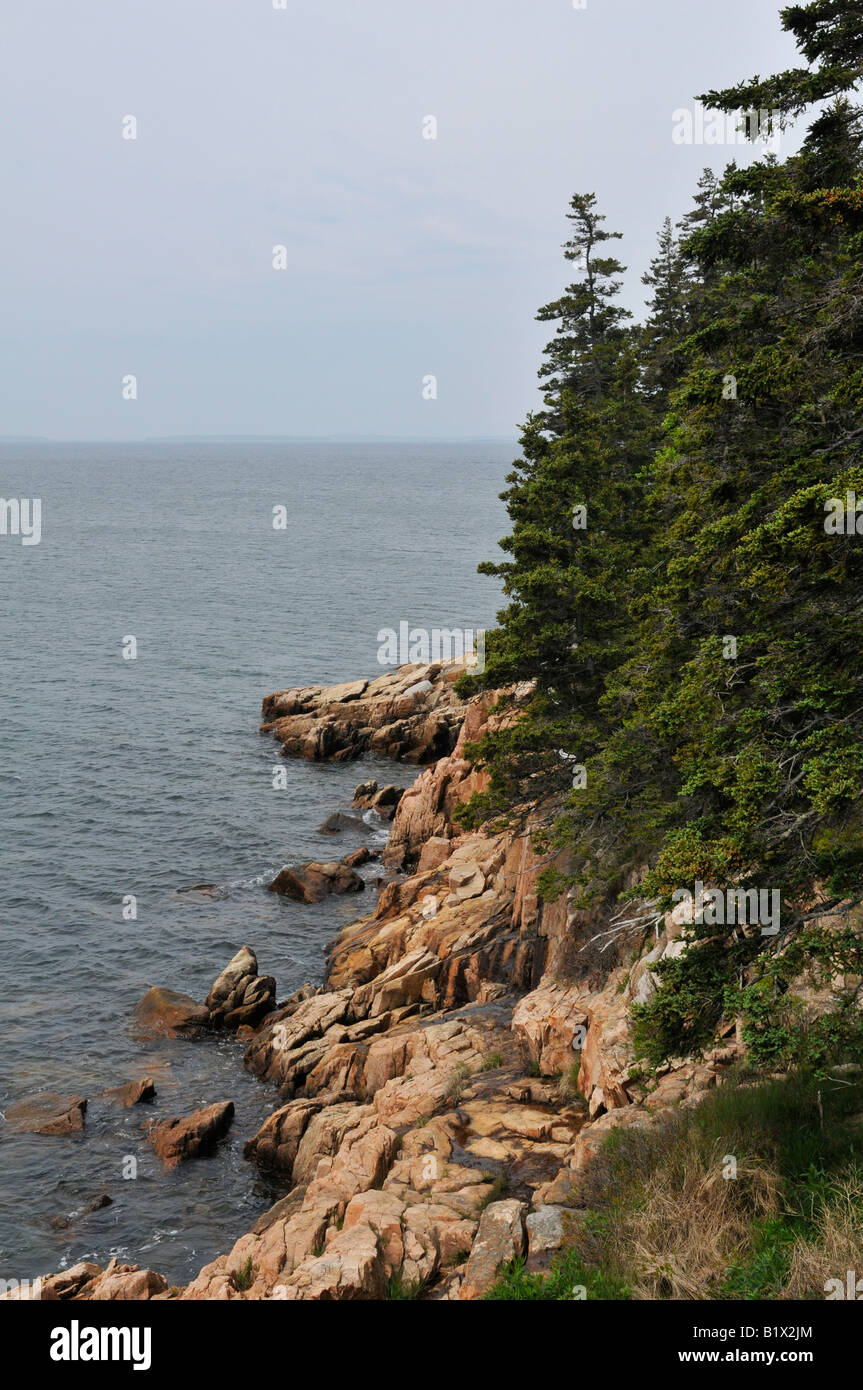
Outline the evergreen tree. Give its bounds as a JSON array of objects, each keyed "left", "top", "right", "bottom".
[
  {"left": 700, "top": 0, "right": 863, "bottom": 120},
  {"left": 641, "top": 217, "right": 690, "bottom": 398},
  {"left": 536, "top": 193, "right": 632, "bottom": 427},
  {"left": 458, "top": 197, "right": 658, "bottom": 825}
]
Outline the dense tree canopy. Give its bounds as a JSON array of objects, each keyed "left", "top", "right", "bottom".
[{"left": 458, "top": 0, "right": 863, "bottom": 1070}]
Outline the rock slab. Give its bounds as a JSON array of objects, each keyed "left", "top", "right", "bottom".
[
  {"left": 147, "top": 1101, "right": 235, "bottom": 1169},
  {"left": 5, "top": 1093, "right": 87, "bottom": 1136}
]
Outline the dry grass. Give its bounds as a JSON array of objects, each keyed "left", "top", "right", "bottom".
[
  {"left": 486, "top": 1074, "right": 863, "bottom": 1302},
  {"left": 600, "top": 1133, "right": 782, "bottom": 1299},
  {"left": 779, "top": 1169, "right": 863, "bottom": 1299}
]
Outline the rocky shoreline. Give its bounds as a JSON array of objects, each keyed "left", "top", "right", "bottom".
[{"left": 14, "top": 658, "right": 743, "bottom": 1302}]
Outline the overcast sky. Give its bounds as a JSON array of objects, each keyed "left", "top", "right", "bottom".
[{"left": 0, "top": 0, "right": 802, "bottom": 440}]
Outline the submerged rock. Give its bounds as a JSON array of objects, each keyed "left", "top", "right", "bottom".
[
  {"left": 51, "top": 1194, "right": 114, "bottom": 1231},
  {"left": 133, "top": 987, "right": 209, "bottom": 1040},
  {"left": 102, "top": 1078, "right": 156, "bottom": 1107},
  {"left": 318, "top": 812, "right": 366, "bottom": 834},
  {"left": 5, "top": 1093, "right": 87, "bottom": 1136},
  {"left": 84, "top": 1193, "right": 113, "bottom": 1213},
  {"left": 175, "top": 883, "right": 225, "bottom": 900}
]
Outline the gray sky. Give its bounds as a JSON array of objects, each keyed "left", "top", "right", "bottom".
[{"left": 0, "top": 0, "right": 801, "bottom": 440}]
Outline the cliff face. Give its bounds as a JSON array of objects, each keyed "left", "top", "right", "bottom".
[{"left": 31, "top": 661, "right": 742, "bottom": 1303}]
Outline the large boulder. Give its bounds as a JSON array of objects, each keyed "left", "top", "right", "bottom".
[
  {"left": 417, "top": 836, "right": 454, "bottom": 874},
  {"left": 569, "top": 1105, "right": 657, "bottom": 1170},
  {"left": 133, "top": 987, "right": 209, "bottom": 1039},
  {"left": 4, "top": 1093, "right": 87, "bottom": 1136},
  {"left": 243, "top": 1098, "right": 322, "bottom": 1176},
  {"left": 351, "top": 782, "right": 405, "bottom": 821},
  {"left": 350, "top": 947, "right": 440, "bottom": 1019},
  {"left": 147, "top": 1100, "right": 235, "bottom": 1169},
  {"left": 512, "top": 982, "right": 589, "bottom": 1077},
  {"left": 268, "top": 861, "right": 364, "bottom": 903},
  {"left": 459, "top": 1199, "right": 527, "bottom": 1300},
  {"left": 449, "top": 861, "right": 486, "bottom": 902},
  {"left": 525, "top": 1205, "right": 564, "bottom": 1257},
  {"left": 206, "top": 946, "right": 276, "bottom": 1031}
]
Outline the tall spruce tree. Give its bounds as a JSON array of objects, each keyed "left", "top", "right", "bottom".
[
  {"left": 641, "top": 217, "right": 690, "bottom": 398},
  {"left": 536, "top": 193, "right": 632, "bottom": 424},
  {"left": 457, "top": 195, "right": 657, "bottom": 825}
]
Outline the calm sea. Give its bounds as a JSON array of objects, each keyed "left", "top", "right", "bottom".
[{"left": 0, "top": 440, "right": 511, "bottom": 1284}]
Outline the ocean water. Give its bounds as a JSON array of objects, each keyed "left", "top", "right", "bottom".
[{"left": 0, "top": 440, "right": 511, "bottom": 1285}]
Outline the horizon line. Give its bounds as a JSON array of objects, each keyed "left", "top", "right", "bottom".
[{"left": 0, "top": 433, "right": 520, "bottom": 445}]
